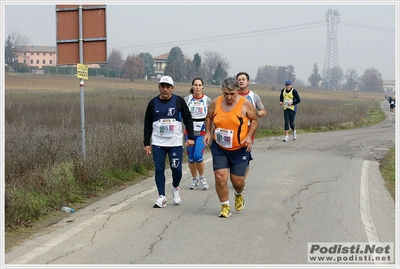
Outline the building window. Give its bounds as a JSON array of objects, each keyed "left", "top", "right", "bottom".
[
  {"left": 31, "top": 53, "right": 33, "bottom": 55},
  {"left": 24, "top": 60, "right": 26, "bottom": 64},
  {"left": 43, "top": 60, "right": 46, "bottom": 64},
  {"left": 36, "top": 59, "right": 39, "bottom": 64},
  {"left": 30, "top": 60, "right": 33, "bottom": 64},
  {"left": 50, "top": 53, "right": 52, "bottom": 56},
  {"left": 50, "top": 60, "right": 52, "bottom": 64},
  {"left": 24, "top": 52, "right": 26, "bottom": 55},
  {"left": 43, "top": 53, "right": 46, "bottom": 55}
]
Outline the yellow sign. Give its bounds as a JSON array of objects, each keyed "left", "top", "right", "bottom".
[{"left": 77, "top": 63, "right": 88, "bottom": 80}]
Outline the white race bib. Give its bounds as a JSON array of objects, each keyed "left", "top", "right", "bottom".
[
  {"left": 215, "top": 128, "right": 234, "bottom": 148},
  {"left": 158, "top": 118, "right": 176, "bottom": 137},
  {"left": 189, "top": 101, "right": 206, "bottom": 118},
  {"left": 284, "top": 99, "right": 293, "bottom": 108}
]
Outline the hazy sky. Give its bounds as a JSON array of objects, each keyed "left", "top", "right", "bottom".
[{"left": 2, "top": 1, "right": 397, "bottom": 83}]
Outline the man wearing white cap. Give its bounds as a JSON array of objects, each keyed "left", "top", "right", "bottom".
[{"left": 144, "top": 76, "right": 195, "bottom": 208}]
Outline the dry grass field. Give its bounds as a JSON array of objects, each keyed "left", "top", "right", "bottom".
[
  {"left": 5, "top": 73, "right": 158, "bottom": 91},
  {"left": 5, "top": 73, "right": 212, "bottom": 94},
  {"left": 5, "top": 73, "right": 383, "bottom": 102}
]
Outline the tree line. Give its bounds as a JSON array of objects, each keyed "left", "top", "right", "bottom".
[
  {"left": 310, "top": 63, "right": 385, "bottom": 92},
  {"left": 106, "top": 47, "right": 231, "bottom": 86},
  {"left": 5, "top": 31, "right": 385, "bottom": 92},
  {"left": 86, "top": 46, "right": 387, "bottom": 92}
]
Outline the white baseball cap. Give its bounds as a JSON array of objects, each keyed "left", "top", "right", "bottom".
[{"left": 159, "top": 76, "right": 174, "bottom": 86}]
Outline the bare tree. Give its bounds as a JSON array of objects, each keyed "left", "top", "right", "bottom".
[
  {"left": 343, "top": 68, "right": 358, "bottom": 90},
  {"left": 277, "top": 65, "right": 296, "bottom": 85},
  {"left": 359, "top": 68, "right": 383, "bottom": 92},
  {"left": 255, "top": 65, "right": 277, "bottom": 84},
  {"left": 122, "top": 54, "right": 144, "bottom": 82},
  {"left": 106, "top": 49, "right": 124, "bottom": 78},
  {"left": 201, "top": 50, "right": 230, "bottom": 84},
  {"left": 7, "top": 30, "right": 30, "bottom": 49},
  {"left": 321, "top": 66, "right": 344, "bottom": 90},
  {"left": 5, "top": 30, "right": 30, "bottom": 71}
]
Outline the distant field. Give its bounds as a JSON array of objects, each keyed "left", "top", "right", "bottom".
[
  {"left": 5, "top": 73, "right": 161, "bottom": 92},
  {"left": 5, "top": 73, "right": 382, "bottom": 102}
]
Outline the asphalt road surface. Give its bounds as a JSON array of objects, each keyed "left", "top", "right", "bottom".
[{"left": 5, "top": 101, "right": 396, "bottom": 266}]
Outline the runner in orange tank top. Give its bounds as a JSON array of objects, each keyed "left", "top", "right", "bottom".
[
  {"left": 204, "top": 77, "right": 258, "bottom": 218},
  {"left": 212, "top": 95, "right": 248, "bottom": 151}
]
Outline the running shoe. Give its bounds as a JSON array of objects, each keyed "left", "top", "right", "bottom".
[
  {"left": 219, "top": 204, "right": 231, "bottom": 218},
  {"left": 171, "top": 186, "right": 181, "bottom": 205},
  {"left": 293, "top": 131, "right": 297, "bottom": 140},
  {"left": 283, "top": 136, "right": 289, "bottom": 142},
  {"left": 200, "top": 177, "right": 209, "bottom": 190},
  {"left": 189, "top": 178, "right": 198, "bottom": 190},
  {"left": 153, "top": 195, "right": 167, "bottom": 208},
  {"left": 235, "top": 192, "right": 245, "bottom": 211}
]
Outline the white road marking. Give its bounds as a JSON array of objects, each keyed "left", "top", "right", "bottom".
[{"left": 360, "top": 160, "right": 387, "bottom": 264}]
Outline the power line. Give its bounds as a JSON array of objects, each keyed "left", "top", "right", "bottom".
[
  {"left": 341, "top": 21, "right": 395, "bottom": 32},
  {"left": 108, "top": 20, "right": 395, "bottom": 53},
  {"left": 109, "top": 21, "right": 326, "bottom": 52}
]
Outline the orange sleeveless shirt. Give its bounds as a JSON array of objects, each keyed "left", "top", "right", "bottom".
[{"left": 213, "top": 96, "right": 249, "bottom": 150}]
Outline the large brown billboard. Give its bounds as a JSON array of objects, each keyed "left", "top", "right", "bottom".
[{"left": 56, "top": 5, "right": 107, "bottom": 65}]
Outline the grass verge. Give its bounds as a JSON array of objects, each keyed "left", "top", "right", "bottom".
[{"left": 379, "top": 146, "right": 396, "bottom": 201}]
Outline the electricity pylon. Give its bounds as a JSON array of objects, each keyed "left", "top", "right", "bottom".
[{"left": 322, "top": 8, "right": 341, "bottom": 89}]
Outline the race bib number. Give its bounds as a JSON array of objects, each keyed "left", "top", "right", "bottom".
[
  {"left": 215, "top": 128, "right": 233, "bottom": 148},
  {"left": 159, "top": 119, "right": 176, "bottom": 137},
  {"left": 284, "top": 99, "right": 293, "bottom": 108},
  {"left": 189, "top": 101, "right": 206, "bottom": 118}
]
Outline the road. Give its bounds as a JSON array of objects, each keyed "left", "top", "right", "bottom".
[{"left": 5, "top": 101, "right": 396, "bottom": 266}]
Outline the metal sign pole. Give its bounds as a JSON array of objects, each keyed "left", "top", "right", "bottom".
[
  {"left": 79, "top": 5, "right": 86, "bottom": 159},
  {"left": 56, "top": 4, "right": 106, "bottom": 160}
]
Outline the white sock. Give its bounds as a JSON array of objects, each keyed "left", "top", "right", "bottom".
[{"left": 235, "top": 190, "right": 244, "bottom": 195}]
